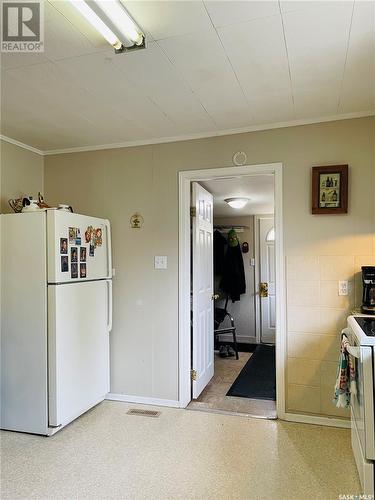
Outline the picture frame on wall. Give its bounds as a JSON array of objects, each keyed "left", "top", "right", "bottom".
[{"left": 312, "top": 164, "right": 348, "bottom": 215}]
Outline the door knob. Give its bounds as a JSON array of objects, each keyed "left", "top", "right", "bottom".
[
  {"left": 260, "top": 282, "right": 268, "bottom": 297},
  {"left": 212, "top": 294, "right": 220, "bottom": 300}
]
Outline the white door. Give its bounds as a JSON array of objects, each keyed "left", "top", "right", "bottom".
[
  {"left": 259, "top": 217, "right": 276, "bottom": 344},
  {"left": 191, "top": 182, "right": 214, "bottom": 398},
  {"left": 48, "top": 280, "right": 111, "bottom": 427},
  {"left": 47, "top": 210, "right": 112, "bottom": 284}
]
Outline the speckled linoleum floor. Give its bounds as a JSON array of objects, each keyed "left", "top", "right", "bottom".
[{"left": 1, "top": 400, "right": 361, "bottom": 500}]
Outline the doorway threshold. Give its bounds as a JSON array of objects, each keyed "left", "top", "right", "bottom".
[
  {"left": 187, "top": 351, "right": 277, "bottom": 419},
  {"left": 187, "top": 401, "right": 277, "bottom": 420}
]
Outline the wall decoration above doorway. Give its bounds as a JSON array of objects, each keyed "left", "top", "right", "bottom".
[
  {"left": 130, "top": 213, "right": 144, "bottom": 229},
  {"left": 312, "top": 165, "right": 348, "bottom": 215}
]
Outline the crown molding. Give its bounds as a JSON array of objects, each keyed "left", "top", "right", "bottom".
[
  {"left": 0, "top": 134, "right": 44, "bottom": 156},
  {"left": 2, "top": 110, "right": 374, "bottom": 157},
  {"left": 41, "top": 111, "right": 375, "bottom": 155}
]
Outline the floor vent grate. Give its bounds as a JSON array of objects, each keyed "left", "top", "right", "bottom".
[{"left": 126, "top": 408, "right": 161, "bottom": 418}]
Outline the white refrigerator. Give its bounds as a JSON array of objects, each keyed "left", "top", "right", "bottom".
[{"left": 1, "top": 210, "right": 112, "bottom": 435}]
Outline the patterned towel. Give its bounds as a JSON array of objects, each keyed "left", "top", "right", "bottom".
[{"left": 333, "top": 334, "right": 357, "bottom": 408}]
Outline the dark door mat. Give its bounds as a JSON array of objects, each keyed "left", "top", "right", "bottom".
[
  {"left": 237, "top": 343, "right": 258, "bottom": 353},
  {"left": 215, "top": 342, "right": 258, "bottom": 353},
  {"left": 226, "top": 344, "right": 276, "bottom": 400}
]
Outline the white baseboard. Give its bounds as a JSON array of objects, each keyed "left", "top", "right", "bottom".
[
  {"left": 106, "top": 395, "right": 350, "bottom": 428},
  {"left": 283, "top": 411, "right": 350, "bottom": 429},
  {"left": 106, "top": 393, "right": 181, "bottom": 408}
]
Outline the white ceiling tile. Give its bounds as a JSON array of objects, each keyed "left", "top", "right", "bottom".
[
  {"left": 157, "top": 28, "right": 232, "bottom": 91},
  {"left": 0, "top": 53, "right": 50, "bottom": 70},
  {"left": 283, "top": 3, "right": 353, "bottom": 88},
  {"left": 339, "top": 1, "right": 375, "bottom": 113},
  {"left": 217, "top": 15, "right": 294, "bottom": 122},
  {"left": 241, "top": 94, "right": 294, "bottom": 124},
  {"left": 293, "top": 87, "right": 343, "bottom": 119},
  {"left": 47, "top": 0, "right": 109, "bottom": 50},
  {"left": 44, "top": 1, "right": 107, "bottom": 61},
  {"left": 280, "top": 1, "right": 341, "bottom": 14},
  {"left": 5, "top": 62, "right": 96, "bottom": 114},
  {"left": 54, "top": 51, "right": 175, "bottom": 136},
  {"left": 282, "top": 3, "right": 353, "bottom": 116},
  {"left": 113, "top": 41, "right": 191, "bottom": 97},
  {"left": 1, "top": 0, "right": 373, "bottom": 150},
  {"left": 204, "top": 0, "right": 279, "bottom": 28},
  {"left": 157, "top": 29, "right": 252, "bottom": 127},
  {"left": 2, "top": 61, "right": 151, "bottom": 145},
  {"left": 113, "top": 41, "right": 215, "bottom": 130},
  {"left": 151, "top": 89, "right": 215, "bottom": 133},
  {"left": 123, "top": 1, "right": 212, "bottom": 40}
]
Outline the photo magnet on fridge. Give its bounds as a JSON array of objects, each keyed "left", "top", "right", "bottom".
[
  {"left": 80, "top": 247, "right": 87, "bottom": 262},
  {"left": 89, "top": 244, "right": 95, "bottom": 257},
  {"left": 75, "top": 228, "right": 81, "bottom": 246},
  {"left": 61, "top": 256, "right": 69, "bottom": 272},
  {"left": 80, "top": 263, "right": 86, "bottom": 278},
  {"left": 69, "top": 227, "right": 76, "bottom": 244},
  {"left": 60, "top": 238, "right": 68, "bottom": 254},
  {"left": 85, "top": 226, "right": 93, "bottom": 243},
  {"left": 71, "top": 247, "right": 78, "bottom": 263},
  {"left": 71, "top": 263, "right": 78, "bottom": 279}
]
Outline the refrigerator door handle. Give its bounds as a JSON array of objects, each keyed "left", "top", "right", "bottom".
[
  {"left": 105, "top": 221, "right": 112, "bottom": 278},
  {"left": 107, "top": 280, "right": 113, "bottom": 332}
]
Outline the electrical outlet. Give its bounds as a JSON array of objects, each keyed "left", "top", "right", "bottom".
[{"left": 338, "top": 280, "right": 348, "bottom": 296}]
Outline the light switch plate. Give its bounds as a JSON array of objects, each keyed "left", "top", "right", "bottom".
[
  {"left": 338, "top": 280, "right": 348, "bottom": 296},
  {"left": 154, "top": 256, "right": 167, "bottom": 269}
]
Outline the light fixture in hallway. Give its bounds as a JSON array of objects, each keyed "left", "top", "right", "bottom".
[{"left": 224, "top": 197, "right": 249, "bottom": 209}]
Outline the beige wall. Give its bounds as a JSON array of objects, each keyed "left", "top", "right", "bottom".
[
  {"left": 0, "top": 140, "right": 44, "bottom": 213},
  {"left": 44, "top": 116, "right": 375, "bottom": 417},
  {"left": 213, "top": 215, "right": 256, "bottom": 342}
]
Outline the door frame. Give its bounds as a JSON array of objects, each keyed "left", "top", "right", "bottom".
[
  {"left": 178, "top": 163, "right": 286, "bottom": 419},
  {"left": 254, "top": 214, "right": 275, "bottom": 344}
]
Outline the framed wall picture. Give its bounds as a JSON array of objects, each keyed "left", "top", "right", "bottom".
[{"left": 312, "top": 165, "right": 348, "bottom": 214}]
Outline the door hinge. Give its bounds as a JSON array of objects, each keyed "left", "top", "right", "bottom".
[
  {"left": 190, "top": 207, "right": 196, "bottom": 217},
  {"left": 191, "top": 369, "right": 197, "bottom": 381}
]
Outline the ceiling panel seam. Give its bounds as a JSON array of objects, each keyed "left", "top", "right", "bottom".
[
  {"left": 153, "top": 39, "right": 218, "bottom": 129},
  {"left": 337, "top": 0, "right": 356, "bottom": 113},
  {"left": 278, "top": 0, "right": 296, "bottom": 117},
  {"left": 202, "top": 0, "right": 254, "bottom": 120},
  {"left": 47, "top": 0, "right": 98, "bottom": 49}
]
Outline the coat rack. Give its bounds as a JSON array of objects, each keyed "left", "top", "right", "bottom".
[{"left": 214, "top": 225, "right": 249, "bottom": 234}]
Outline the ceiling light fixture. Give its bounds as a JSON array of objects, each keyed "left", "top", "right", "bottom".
[
  {"left": 70, "top": 0, "right": 145, "bottom": 53},
  {"left": 224, "top": 198, "right": 249, "bottom": 209}
]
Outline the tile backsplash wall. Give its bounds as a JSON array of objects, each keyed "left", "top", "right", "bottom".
[{"left": 286, "top": 254, "right": 375, "bottom": 418}]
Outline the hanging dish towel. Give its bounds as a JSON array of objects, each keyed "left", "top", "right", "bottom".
[{"left": 333, "top": 333, "right": 357, "bottom": 408}]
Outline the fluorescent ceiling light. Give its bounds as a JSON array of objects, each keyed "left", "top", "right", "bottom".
[
  {"left": 95, "top": 0, "right": 143, "bottom": 46},
  {"left": 71, "top": 0, "right": 122, "bottom": 49},
  {"left": 70, "top": 0, "right": 144, "bottom": 53},
  {"left": 224, "top": 198, "right": 249, "bottom": 209}
]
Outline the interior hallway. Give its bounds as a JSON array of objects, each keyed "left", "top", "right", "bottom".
[{"left": 1, "top": 401, "right": 360, "bottom": 500}]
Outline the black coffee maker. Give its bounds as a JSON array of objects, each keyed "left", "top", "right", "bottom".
[{"left": 361, "top": 266, "right": 375, "bottom": 315}]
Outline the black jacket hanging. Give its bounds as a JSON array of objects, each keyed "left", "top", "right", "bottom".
[
  {"left": 214, "top": 230, "right": 227, "bottom": 277},
  {"left": 220, "top": 236, "right": 246, "bottom": 302}
]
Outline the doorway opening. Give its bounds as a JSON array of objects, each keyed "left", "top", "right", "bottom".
[{"left": 178, "top": 164, "right": 286, "bottom": 420}]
